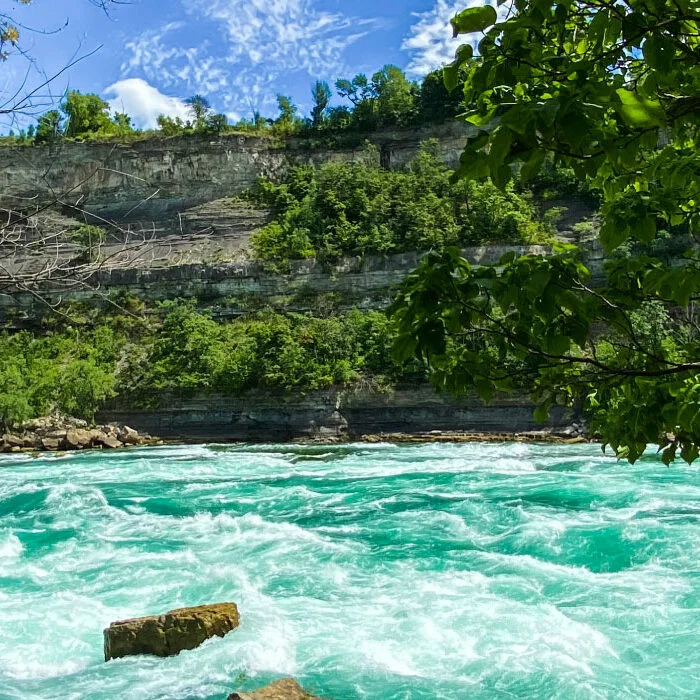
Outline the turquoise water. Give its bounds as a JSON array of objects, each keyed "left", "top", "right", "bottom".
[{"left": 1, "top": 442, "right": 699, "bottom": 699}]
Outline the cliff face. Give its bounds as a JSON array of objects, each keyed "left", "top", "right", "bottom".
[
  {"left": 98, "top": 386, "right": 576, "bottom": 442},
  {"left": 0, "top": 123, "right": 589, "bottom": 439},
  {"left": 0, "top": 122, "right": 470, "bottom": 223}
]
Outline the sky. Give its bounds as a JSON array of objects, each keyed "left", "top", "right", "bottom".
[{"left": 1, "top": 0, "right": 483, "bottom": 130}]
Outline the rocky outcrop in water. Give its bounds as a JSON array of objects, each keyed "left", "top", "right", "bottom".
[
  {"left": 228, "top": 679, "right": 324, "bottom": 700},
  {"left": 104, "top": 603, "right": 240, "bottom": 661},
  {"left": 0, "top": 415, "right": 160, "bottom": 453}
]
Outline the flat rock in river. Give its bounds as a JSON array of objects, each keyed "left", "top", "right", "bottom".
[
  {"left": 228, "top": 679, "right": 325, "bottom": 700},
  {"left": 104, "top": 602, "right": 240, "bottom": 661}
]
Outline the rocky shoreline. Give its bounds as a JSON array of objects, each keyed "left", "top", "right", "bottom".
[
  {"left": 0, "top": 415, "right": 590, "bottom": 454},
  {"left": 0, "top": 415, "right": 162, "bottom": 454},
  {"left": 304, "top": 426, "right": 590, "bottom": 445}
]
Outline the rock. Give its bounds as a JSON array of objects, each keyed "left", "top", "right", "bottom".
[
  {"left": 228, "top": 679, "right": 324, "bottom": 700},
  {"left": 96, "top": 433, "right": 122, "bottom": 449},
  {"left": 45, "top": 429, "right": 67, "bottom": 440},
  {"left": 3, "top": 434, "right": 24, "bottom": 448},
  {"left": 66, "top": 428, "right": 97, "bottom": 450},
  {"left": 41, "top": 437, "right": 63, "bottom": 451},
  {"left": 103, "top": 424, "right": 120, "bottom": 439},
  {"left": 103, "top": 602, "right": 240, "bottom": 661},
  {"left": 23, "top": 417, "right": 51, "bottom": 432},
  {"left": 118, "top": 425, "right": 140, "bottom": 445}
]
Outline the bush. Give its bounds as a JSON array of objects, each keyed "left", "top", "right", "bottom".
[
  {"left": 0, "top": 326, "right": 125, "bottom": 425},
  {"left": 136, "top": 303, "right": 406, "bottom": 397},
  {"left": 249, "top": 144, "right": 551, "bottom": 262}
]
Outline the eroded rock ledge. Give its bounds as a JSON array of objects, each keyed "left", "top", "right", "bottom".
[{"left": 0, "top": 415, "right": 162, "bottom": 453}]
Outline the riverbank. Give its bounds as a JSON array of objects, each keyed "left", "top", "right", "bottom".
[
  {"left": 307, "top": 429, "right": 590, "bottom": 445},
  {"left": 0, "top": 415, "right": 161, "bottom": 454},
  {"left": 1, "top": 414, "right": 589, "bottom": 454}
]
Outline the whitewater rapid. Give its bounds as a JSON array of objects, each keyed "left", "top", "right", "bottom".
[{"left": 0, "top": 442, "right": 698, "bottom": 699}]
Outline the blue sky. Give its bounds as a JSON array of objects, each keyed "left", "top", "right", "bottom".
[{"left": 2, "top": 0, "right": 479, "bottom": 129}]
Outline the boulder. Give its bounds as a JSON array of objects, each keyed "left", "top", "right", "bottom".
[
  {"left": 96, "top": 433, "right": 123, "bottom": 449},
  {"left": 118, "top": 425, "right": 140, "bottom": 445},
  {"left": 45, "top": 429, "right": 68, "bottom": 440},
  {"left": 104, "top": 424, "right": 120, "bottom": 439},
  {"left": 66, "top": 429, "right": 97, "bottom": 450},
  {"left": 103, "top": 602, "right": 240, "bottom": 661},
  {"left": 41, "top": 437, "right": 63, "bottom": 451},
  {"left": 3, "top": 434, "right": 24, "bottom": 448},
  {"left": 228, "top": 679, "right": 324, "bottom": 700}
]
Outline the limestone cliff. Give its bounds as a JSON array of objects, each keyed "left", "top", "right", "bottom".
[{"left": 0, "top": 124, "right": 591, "bottom": 439}]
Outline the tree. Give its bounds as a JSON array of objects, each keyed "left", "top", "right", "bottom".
[
  {"left": 392, "top": 1, "right": 700, "bottom": 464},
  {"left": 325, "top": 106, "right": 353, "bottom": 131},
  {"left": 205, "top": 113, "right": 228, "bottom": 134},
  {"left": 274, "top": 94, "right": 300, "bottom": 133},
  {"left": 336, "top": 74, "right": 374, "bottom": 107},
  {"left": 371, "top": 65, "right": 418, "bottom": 127},
  {"left": 0, "top": 1, "right": 156, "bottom": 315},
  {"left": 311, "top": 80, "right": 332, "bottom": 128},
  {"left": 113, "top": 112, "right": 134, "bottom": 133},
  {"left": 276, "top": 95, "right": 297, "bottom": 123},
  {"left": 63, "top": 91, "right": 114, "bottom": 138},
  {"left": 156, "top": 114, "right": 186, "bottom": 136},
  {"left": 34, "top": 110, "right": 63, "bottom": 144},
  {"left": 185, "top": 94, "right": 211, "bottom": 128},
  {"left": 419, "top": 69, "right": 463, "bottom": 124}
]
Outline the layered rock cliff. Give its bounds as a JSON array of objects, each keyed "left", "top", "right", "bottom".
[{"left": 0, "top": 124, "right": 593, "bottom": 440}]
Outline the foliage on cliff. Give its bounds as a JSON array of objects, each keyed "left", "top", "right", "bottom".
[
  {"left": 0, "top": 325, "right": 121, "bottom": 424},
  {"left": 249, "top": 145, "right": 554, "bottom": 264},
  {"left": 0, "top": 306, "right": 414, "bottom": 425},
  {"left": 392, "top": 0, "right": 700, "bottom": 464}
]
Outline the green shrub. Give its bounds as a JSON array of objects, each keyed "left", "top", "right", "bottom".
[{"left": 250, "top": 144, "right": 551, "bottom": 263}]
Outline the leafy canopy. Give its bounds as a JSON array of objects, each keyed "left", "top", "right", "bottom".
[{"left": 392, "top": 0, "right": 700, "bottom": 464}]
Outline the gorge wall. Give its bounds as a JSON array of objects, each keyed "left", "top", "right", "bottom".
[
  {"left": 0, "top": 123, "right": 591, "bottom": 440},
  {"left": 0, "top": 122, "right": 471, "bottom": 223},
  {"left": 98, "top": 387, "right": 576, "bottom": 442}
]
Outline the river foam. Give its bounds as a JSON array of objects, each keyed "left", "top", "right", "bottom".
[{"left": 0, "top": 442, "right": 699, "bottom": 699}]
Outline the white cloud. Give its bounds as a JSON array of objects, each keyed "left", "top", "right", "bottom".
[
  {"left": 104, "top": 78, "right": 190, "bottom": 129},
  {"left": 121, "top": 0, "right": 377, "bottom": 117},
  {"left": 403, "top": 1, "right": 500, "bottom": 77}
]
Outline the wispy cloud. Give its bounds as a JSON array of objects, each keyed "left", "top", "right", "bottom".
[
  {"left": 403, "top": 1, "right": 498, "bottom": 77},
  {"left": 121, "top": 0, "right": 377, "bottom": 117},
  {"left": 105, "top": 78, "right": 190, "bottom": 129}
]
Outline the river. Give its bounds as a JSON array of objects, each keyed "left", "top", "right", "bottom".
[{"left": 1, "top": 442, "right": 698, "bottom": 699}]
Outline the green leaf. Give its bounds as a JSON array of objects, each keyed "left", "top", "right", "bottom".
[
  {"left": 615, "top": 89, "right": 666, "bottom": 128},
  {"left": 466, "top": 106, "right": 499, "bottom": 128},
  {"left": 451, "top": 5, "right": 498, "bottom": 36},
  {"left": 443, "top": 65, "right": 460, "bottom": 93},
  {"left": 392, "top": 334, "right": 418, "bottom": 363},
  {"left": 600, "top": 218, "right": 630, "bottom": 251},
  {"left": 489, "top": 127, "right": 513, "bottom": 170},
  {"left": 519, "top": 150, "right": 546, "bottom": 183},
  {"left": 444, "top": 45, "right": 473, "bottom": 91},
  {"left": 681, "top": 442, "right": 700, "bottom": 465},
  {"left": 643, "top": 34, "right": 675, "bottom": 73},
  {"left": 534, "top": 403, "right": 550, "bottom": 423},
  {"left": 636, "top": 216, "right": 657, "bottom": 242},
  {"left": 474, "top": 378, "right": 495, "bottom": 403}
]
